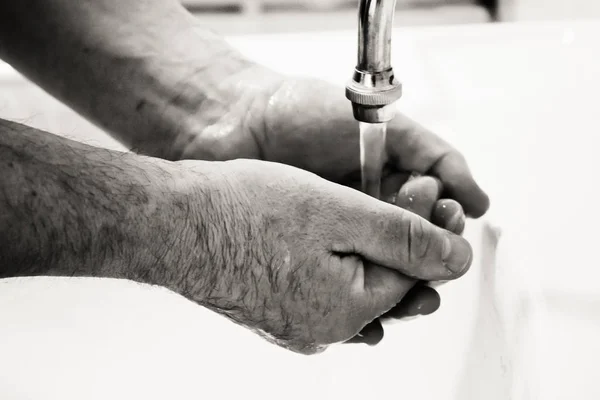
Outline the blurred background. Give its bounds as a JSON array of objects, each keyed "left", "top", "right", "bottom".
[{"left": 183, "top": 0, "right": 600, "bottom": 35}]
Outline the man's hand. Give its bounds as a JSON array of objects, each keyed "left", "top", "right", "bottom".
[
  {"left": 0, "top": 0, "right": 489, "bottom": 217},
  {"left": 173, "top": 65, "right": 490, "bottom": 346},
  {"left": 348, "top": 175, "right": 468, "bottom": 345},
  {"left": 177, "top": 67, "right": 489, "bottom": 219},
  {"left": 0, "top": 118, "right": 472, "bottom": 355},
  {"left": 164, "top": 159, "right": 473, "bottom": 355}
]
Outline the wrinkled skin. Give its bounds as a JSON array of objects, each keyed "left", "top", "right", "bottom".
[
  {"left": 172, "top": 64, "right": 489, "bottom": 348},
  {"left": 350, "top": 175, "right": 467, "bottom": 345},
  {"left": 172, "top": 159, "right": 474, "bottom": 354},
  {"left": 178, "top": 65, "right": 488, "bottom": 218}
]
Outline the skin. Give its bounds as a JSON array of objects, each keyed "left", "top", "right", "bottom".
[
  {"left": 1, "top": 120, "right": 471, "bottom": 354},
  {"left": 0, "top": 0, "right": 489, "bottom": 352},
  {"left": 355, "top": 176, "right": 466, "bottom": 345}
]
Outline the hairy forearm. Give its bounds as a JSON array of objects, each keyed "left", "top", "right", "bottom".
[
  {"left": 0, "top": 0, "right": 254, "bottom": 159},
  {"left": 0, "top": 118, "right": 197, "bottom": 282}
]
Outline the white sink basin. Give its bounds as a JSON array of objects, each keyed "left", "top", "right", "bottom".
[{"left": 1, "top": 20, "right": 599, "bottom": 400}]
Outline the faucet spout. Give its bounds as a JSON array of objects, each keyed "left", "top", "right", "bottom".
[
  {"left": 346, "top": 0, "right": 402, "bottom": 123},
  {"left": 358, "top": 0, "right": 396, "bottom": 72}
]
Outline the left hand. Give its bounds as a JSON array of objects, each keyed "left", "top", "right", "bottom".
[{"left": 178, "top": 65, "right": 489, "bottom": 218}]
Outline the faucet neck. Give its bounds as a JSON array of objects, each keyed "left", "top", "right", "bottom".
[{"left": 357, "top": 0, "right": 398, "bottom": 73}]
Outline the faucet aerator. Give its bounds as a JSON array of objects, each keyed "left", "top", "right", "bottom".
[{"left": 346, "top": 0, "right": 402, "bottom": 123}]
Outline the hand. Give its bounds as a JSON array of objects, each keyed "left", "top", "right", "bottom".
[
  {"left": 178, "top": 65, "right": 489, "bottom": 219},
  {"left": 166, "top": 159, "right": 473, "bottom": 355},
  {"left": 175, "top": 64, "right": 489, "bottom": 346},
  {"left": 348, "top": 175, "right": 467, "bottom": 345}
]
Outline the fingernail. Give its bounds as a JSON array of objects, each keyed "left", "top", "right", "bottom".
[
  {"left": 442, "top": 234, "right": 472, "bottom": 276},
  {"left": 448, "top": 212, "right": 466, "bottom": 234}
]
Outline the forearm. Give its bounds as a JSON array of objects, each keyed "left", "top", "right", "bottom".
[
  {"left": 0, "top": 118, "right": 196, "bottom": 282},
  {"left": 0, "top": 0, "right": 254, "bottom": 159}
]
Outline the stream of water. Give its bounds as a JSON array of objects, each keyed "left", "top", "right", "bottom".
[{"left": 359, "top": 121, "right": 387, "bottom": 199}]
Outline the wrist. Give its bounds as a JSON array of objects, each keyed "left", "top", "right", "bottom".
[
  {"left": 125, "top": 158, "right": 227, "bottom": 299},
  {"left": 82, "top": 155, "right": 190, "bottom": 283},
  {"left": 142, "top": 40, "right": 258, "bottom": 160},
  {"left": 93, "top": 23, "right": 283, "bottom": 162},
  {"left": 117, "top": 157, "right": 189, "bottom": 284}
]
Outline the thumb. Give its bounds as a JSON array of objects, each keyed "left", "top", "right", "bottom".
[{"left": 344, "top": 198, "right": 473, "bottom": 281}]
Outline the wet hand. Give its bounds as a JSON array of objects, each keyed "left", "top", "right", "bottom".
[
  {"left": 171, "top": 159, "right": 473, "bottom": 354},
  {"left": 172, "top": 66, "right": 488, "bottom": 349},
  {"left": 348, "top": 176, "right": 467, "bottom": 345},
  {"left": 179, "top": 69, "right": 489, "bottom": 218}
]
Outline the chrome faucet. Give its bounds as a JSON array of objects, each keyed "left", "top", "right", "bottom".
[{"left": 345, "top": 0, "right": 402, "bottom": 123}]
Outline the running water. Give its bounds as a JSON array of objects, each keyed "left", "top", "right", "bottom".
[
  {"left": 359, "top": 122, "right": 387, "bottom": 199},
  {"left": 356, "top": 121, "right": 388, "bottom": 342}
]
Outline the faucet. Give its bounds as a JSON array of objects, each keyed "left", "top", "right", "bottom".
[
  {"left": 345, "top": 2, "right": 402, "bottom": 341},
  {"left": 345, "top": 0, "right": 402, "bottom": 123}
]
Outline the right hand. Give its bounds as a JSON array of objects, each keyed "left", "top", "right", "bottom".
[
  {"left": 164, "top": 159, "right": 473, "bottom": 355},
  {"left": 349, "top": 175, "right": 469, "bottom": 345}
]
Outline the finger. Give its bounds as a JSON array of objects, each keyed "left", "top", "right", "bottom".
[
  {"left": 349, "top": 258, "right": 408, "bottom": 346},
  {"left": 382, "top": 283, "right": 441, "bottom": 319},
  {"left": 343, "top": 170, "right": 409, "bottom": 200},
  {"left": 362, "top": 262, "right": 416, "bottom": 311},
  {"left": 352, "top": 176, "right": 442, "bottom": 340},
  {"left": 387, "top": 115, "right": 490, "bottom": 218},
  {"left": 395, "top": 176, "right": 443, "bottom": 220},
  {"left": 346, "top": 319, "right": 384, "bottom": 346},
  {"left": 381, "top": 172, "right": 411, "bottom": 203},
  {"left": 343, "top": 199, "right": 473, "bottom": 280},
  {"left": 345, "top": 262, "right": 415, "bottom": 346},
  {"left": 432, "top": 199, "right": 466, "bottom": 235}
]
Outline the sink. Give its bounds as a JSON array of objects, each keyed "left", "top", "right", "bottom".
[
  {"left": 1, "top": 20, "right": 599, "bottom": 400},
  {"left": 0, "top": 222, "right": 529, "bottom": 400}
]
